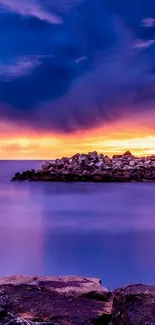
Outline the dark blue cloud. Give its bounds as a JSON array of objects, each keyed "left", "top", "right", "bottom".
[{"left": 0, "top": 0, "right": 155, "bottom": 132}]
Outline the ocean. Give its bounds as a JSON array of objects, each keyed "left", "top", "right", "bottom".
[{"left": 0, "top": 160, "right": 155, "bottom": 289}]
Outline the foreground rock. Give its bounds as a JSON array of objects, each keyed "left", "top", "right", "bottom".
[
  {"left": 0, "top": 277, "right": 155, "bottom": 325},
  {"left": 112, "top": 284, "right": 155, "bottom": 325},
  {"left": 11, "top": 151, "right": 155, "bottom": 182},
  {"left": 0, "top": 275, "right": 112, "bottom": 325}
]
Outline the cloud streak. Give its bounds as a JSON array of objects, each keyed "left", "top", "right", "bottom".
[
  {"left": 0, "top": 56, "right": 42, "bottom": 79},
  {"left": 0, "top": 0, "right": 62, "bottom": 24}
]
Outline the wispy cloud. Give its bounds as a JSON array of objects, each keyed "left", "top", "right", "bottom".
[
  {"left": 0, "top": 56, "right": 42, "bottom": 79},
  {"left": 75, "top": 56, "right": 87, "bottom": 63},
  {"left": 134, "top": 39, "right": 155, "bottom": 49},
  {"left": 142, "top": 17, "right": 155, "bottom": 27},
  {"left": 0, "top": 0, "right": 62, "bottom": 24},
  {"left": 1, "top": 0, "right": 155, "bottom": 138}
]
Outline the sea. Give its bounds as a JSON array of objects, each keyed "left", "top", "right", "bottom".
[{"left": 0, "top": 160, "right": 155, "bottom": 289}]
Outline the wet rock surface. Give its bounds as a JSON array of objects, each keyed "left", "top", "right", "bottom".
[{"left": 11, "top": 151, "right": 155, "bottom": 182}]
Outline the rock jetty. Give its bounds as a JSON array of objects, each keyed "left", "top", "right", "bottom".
[
  {"left": 0, "top": 275, "right": 155, "bottom": 325},
  {"left": 12, "top": 151, "right": 155, "bottom": 182}
]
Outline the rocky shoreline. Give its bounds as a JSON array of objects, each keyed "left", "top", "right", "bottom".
[
  {"left": 12, "top": 151, "right": 155, "bottom": 182},
  {"left": 0, "top": 275, "right": 154, "bottom": 325}
]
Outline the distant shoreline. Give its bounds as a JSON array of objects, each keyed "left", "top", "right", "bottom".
[{"left": 11, "top": 151, "right": 155, "bottom": 182}]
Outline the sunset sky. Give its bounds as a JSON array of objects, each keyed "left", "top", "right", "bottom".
[{"left": 1, "top": 0, "right": 155, "bottom": 159}]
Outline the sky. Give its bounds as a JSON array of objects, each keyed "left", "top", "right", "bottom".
[{"left": 1, "top": 0, "right": 155, "bottom": 159}]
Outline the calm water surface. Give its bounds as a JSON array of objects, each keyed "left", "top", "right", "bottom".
[{"left": 0, "top": 160, "right": 155, "bottom": 289}]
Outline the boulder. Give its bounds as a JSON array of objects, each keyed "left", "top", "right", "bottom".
[
  {"left": 92, "top": 151, "right": 98, "bottom": 156},
  {"left": 61, "top": 157, "right": 70, "bottom": 163},
  {"left": 112, "top": 284, "right": 155, "bottom": 325},
  {"left": 90, "top": 151, "right": 98, "bottom": 162},
  {"left": 41, "top": 162, "right": 52, "bottom": 171},
  {"left": 55, "top": 159, "right": 61, "bottom": 164},
  {"left": 79, "top": 155, "right": 87, "bottom": 166},
  {"left": 92, "top": 175, "right": 103, "bottom": 182},
  {"left": 144, "top": 160, "right": 152, "bottom": 167},
  {"left": 129, "top": 160, "right": 136, "bottom": 166},
  {"left": 49, "top": 166, "right": 54, "bottom": 172},
  {"left": 104, "top": 157, "right": 112, "bottom": 165},
  {"left": 96, "top": 160, "right": 104, "bottom": 169},
  {"left": 123, "top": 165, "right": 134, "bottom": 170},
  {"left": 104, "top": 165, "right": 112, "bottom": 170},
  {"left": 71, "top": 153, "right": 80, "bottom": 160},
  {"left": 88, "top": 161, "right": 96, "bottom": 167},
  {"left": 98, "top": 153, "right": 104, "bottom": 159},
  {"left": 137, "top": 162, "right": 144, "bottom": 167},
  {"left": 113, "top": 161, "right": 123, "bottom": 169},
  {"left": 122, "top": 151, "right": 132, "bottom": 156},
  {"left": 67, "top": 165, "right": 73, "bottom": 172},
  {"left": 82, "top": 170, "right": 91, "bottom": 176},
  {"left": 0, "top": 275, "right": 112, "bottom": 325},
  {"left": 61, "top": 170, "right": 70, "bottom": 175},
  {"left": 144, "top": 169, "right": 155, "bottom": 180},
  {"left": 112, "top": 155, "right": 122, "bottom": 159},
  {"left": 11, "top": 173, "right": 25, "bottom": 181}
]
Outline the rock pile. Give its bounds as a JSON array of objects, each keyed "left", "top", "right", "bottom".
[
  {"left": 12, "top": 151, "right": 155, "bottom": 182},
  {"left": 0, "top": 275, "right": 155, "bottom": 325}
]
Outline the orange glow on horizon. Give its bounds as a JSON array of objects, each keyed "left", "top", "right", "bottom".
[{"left": 1, "top": 114, "right": 155, "bottom": 159}]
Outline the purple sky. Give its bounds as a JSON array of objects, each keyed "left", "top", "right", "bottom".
[{"left": 0, "top": 0, "right": 155, "bottom": 133}]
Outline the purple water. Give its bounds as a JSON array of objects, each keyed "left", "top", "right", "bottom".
[{"left": 0, "top": 160, "right": 155, "bottom": 289}]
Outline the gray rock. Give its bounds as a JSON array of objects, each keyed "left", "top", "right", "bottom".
[
  {"left": 41, "top": 162, "right": 51, "bottom": 171},
  {"left": 88, "top": 162, "right": 95, "bottom": 167},
  {"left": 129, "top": 160, "right": 136, "bottom": 166},
  {"left": 104, "top": 165, "right": 111, "bottom": 170},
  {"left": 96, "top": 160, "right": 104, "bottom": 169},
  {"left": 122, "top": 165, "right": 133, "bottom": 170},
  {"left": 122, "top": 151, "right": 133, "bottom": 156},
  {"left": 82, "top": 170, "right": 91, "bottom": 176},
  {"left": 113, "top": 161, "right": 123, "bottom": 169},
  {"left": 48, "top": 166, "right": 54, "bottom": 172},
  {"left": 67, "top": 165, "right": 73, "bottom": 172},
  {"left": 0, "top": 276, "right": 112, "bottom": 325},
  {"left": 98, "top": 153, "right": 104, "bottom": 159},
  {"left": 112, "top": 284, "right": 155, "bottom": 325}
]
